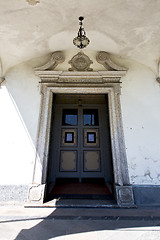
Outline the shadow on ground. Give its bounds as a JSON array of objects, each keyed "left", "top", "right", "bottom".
[{"left": 6, "top": 205, "right": 160, "bottom": 240}]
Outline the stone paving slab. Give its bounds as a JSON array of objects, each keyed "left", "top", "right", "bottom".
[
  {"left": 1, "top": 205, "right": 160, "bottom": 217},
  {"left": 25, "top": 199, "right": 119, "bottom": 208},
  {"left": 0, "top": 206, "right": 160, "bottom": 240},
  {"left": 0, "top": 217, "right": 160, "bottom": 240}
]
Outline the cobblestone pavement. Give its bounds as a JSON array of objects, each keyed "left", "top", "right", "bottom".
[{"left": 0, "top": 206, "right": 160, "bottom": 240}]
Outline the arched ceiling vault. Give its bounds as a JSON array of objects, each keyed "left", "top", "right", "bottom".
[{"left": 0, "top": 0, "right": 160, "bottom": 75}]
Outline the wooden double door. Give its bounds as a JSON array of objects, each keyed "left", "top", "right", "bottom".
[{"left": 48, "top": 95, "right": 113, "bottom": 184}]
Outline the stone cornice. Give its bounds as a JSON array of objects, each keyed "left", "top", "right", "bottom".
[{"left": 35, "top": 70, "right": 126, "bottom": 83}]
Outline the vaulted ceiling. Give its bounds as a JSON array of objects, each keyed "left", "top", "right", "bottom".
[{"left": 0, "top": 0, "right": 160, "bottom": 74}]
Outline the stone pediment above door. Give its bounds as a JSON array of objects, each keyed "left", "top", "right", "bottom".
[
  {"left": 34, "top": 51, "right": 127, "bottom": 91},
  {"left": 34, "top": 51, "right": 127, "bottom": 72}
]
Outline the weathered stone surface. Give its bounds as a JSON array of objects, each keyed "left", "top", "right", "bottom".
[
  {"left": 34, "top": 51, "right": 65, "bottom": 71},
  {"left": 133, "top": 185, "right": 160, "bottom": 206},
  {"left": 0, "top": 185, "right": 28, "bottom": 202},
  {"left": 32, "top": 70, "right": 134, "bottom": 206},
  {"left": 68, "top": 52, "right": 93, "bottom": 71},
  {"left": 115, "top": 185, "right": 135, "bottom": 207},
  {"left": 28, "top": 184, "right": 46, "bottom": 203},
  {"left": 96, "top": 51, "right": 127, "bottom": 71}
]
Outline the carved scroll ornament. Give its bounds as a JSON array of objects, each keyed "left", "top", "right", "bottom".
[
  {"left": 34, "top": 51, "right": 65, "bottom": 71},
  {"left": 96, "top": 51, "right": 127, "bottom": 71}
]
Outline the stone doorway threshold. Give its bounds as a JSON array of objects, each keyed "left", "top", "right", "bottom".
[
  {"left": 48, "top": 180, "right": 113, "bottom": 200},
  {"left": 25, "top": 199, "right": 118, "bottom": 208}
]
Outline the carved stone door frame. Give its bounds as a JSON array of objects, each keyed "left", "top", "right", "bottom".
[{"left": 28, "top": 70, "right": 135, "bottom": 207}]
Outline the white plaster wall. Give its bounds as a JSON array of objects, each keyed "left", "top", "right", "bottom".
[
  {"left": 0, "top": 0, "right": 160, "bottom": 188},
  {"left": 121, "top": 63, "right": 160, "bottom": 185},
  {"left": 0, "top": 63, "right": 41, "bottom": 185},
  {"left": 0, "top": 58, "right": 160, "bottom": 186}
]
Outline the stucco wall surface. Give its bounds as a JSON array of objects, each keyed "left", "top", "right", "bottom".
[
  {"left": 121, "top": 63, "right": 160, "bottom": 185},
  {"left": 0, "top": 0, "right": 160, "bottom": 75},
  {"left": 0, "top": 60, "right": 160, "bottom": 186},
  {"left": 0, "top": 64, "right": 41, "bottom": 185}
]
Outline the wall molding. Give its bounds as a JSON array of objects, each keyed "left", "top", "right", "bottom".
[{"left": 28, "top": 69, "right": 134, "bottom": 207}]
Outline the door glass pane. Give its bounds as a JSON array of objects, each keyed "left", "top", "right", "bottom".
[
  {"left": 62, "top": 109, "right": 78, "bottom": 126},
  {"left": 83, "top": 109, "right": 99, "bottom": 126}
]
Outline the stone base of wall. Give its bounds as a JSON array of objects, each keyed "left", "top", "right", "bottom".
[
  {"left": 1, "top": 184, "right": 160, "bottom": 207},
  {"left": 133, "top": 185, "right": 160, "bottom": 206},
  {"left": 115, "top": 185, "right": 135, "bottom": 207},
  {"left": 0, "top": 185, "right": 28, "bottom": 203},
  {"left": 27, "top": 184, "right": 46, "bottom": 203}
]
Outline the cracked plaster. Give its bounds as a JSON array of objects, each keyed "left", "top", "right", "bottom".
[{"left": 26, "top": 0, "right": 40, "bottom": 6}]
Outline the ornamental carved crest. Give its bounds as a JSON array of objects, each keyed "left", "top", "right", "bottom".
[{"left": 68, "top": 52, "right": 93, "bottom": 71}]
